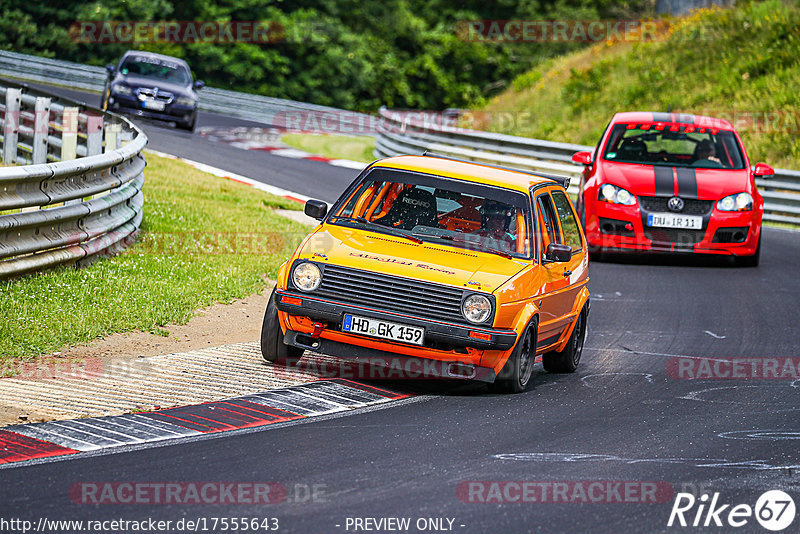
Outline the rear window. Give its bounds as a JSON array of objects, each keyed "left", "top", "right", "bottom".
[{"left": 602, "top": 123, "right": 746, "bottom": 169}]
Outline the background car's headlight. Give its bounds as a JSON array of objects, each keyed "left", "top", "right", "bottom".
[
  {"left": 112, "top": 84, "right": 132, "bottom": 96},
  {"left": 462, "top": 294, "right": 492, "bottom": 324},
  {"left": 292, "top": 262, "right": 321, "bottom": 291},
  {"left": 598, "top": 183, "right": 637, "bottom": 205},
  {"left": 176, "top": 96, "right": 195, "bottom": 106},
  {"left": 717, "top": 192, "right": 753, "bottom": 212}
]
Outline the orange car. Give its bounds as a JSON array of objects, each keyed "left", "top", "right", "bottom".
[{"left": 261, "top": 155, "right": 590, "bottom": 392}]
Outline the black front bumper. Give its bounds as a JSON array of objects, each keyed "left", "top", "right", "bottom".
[
  {"left": 274, "top": 289, "right": 517, "bottom": 351},
  {"left": 110, "top": 97, "right": 195, "bottom": 123}
]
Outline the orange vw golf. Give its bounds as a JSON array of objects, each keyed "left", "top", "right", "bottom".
[{"left": 261, "top": 155, "right": 590, "bottom": 392}]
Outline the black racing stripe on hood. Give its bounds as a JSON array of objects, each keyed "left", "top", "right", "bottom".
[
  {"left": 675, "top": 167, "right": 698, "bottom": 199},
  {"left": 654, "top": 166, "right": 674, "bottom": 196}
]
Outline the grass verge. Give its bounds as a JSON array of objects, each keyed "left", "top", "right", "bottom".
[
  {"left": 0, "top": 153, "right": 307, "bottom": 365},
  {"left": 281, "top": 133, "right": 375, "bottom": 163}
]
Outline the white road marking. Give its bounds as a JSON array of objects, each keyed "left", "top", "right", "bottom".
[
  {"left": 718, "top": 430, "right": 800, "bottom": 441},
  {"left": 492, "top": 452, "right": 800, "bottom": 471},
  {"left": 580, "top": 372, "right": 654, "bottom": 387},
  {"left": 704, "top": 330, "right": 726, "bottom": 339}
]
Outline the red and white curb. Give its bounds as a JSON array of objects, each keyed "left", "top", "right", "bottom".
[{"left": 0, "top": 380, "right": 411, "bottom": 466}]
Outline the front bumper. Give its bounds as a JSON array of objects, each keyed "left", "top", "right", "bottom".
[
  {"left": 275, "top": 289, "right": 518, "bottom": 352},
  {"left": 584, "top": 198, "right": 760, "bottom": 255},
  {"left": 110, "top": 95, "right": 196, "bottom": 123}
]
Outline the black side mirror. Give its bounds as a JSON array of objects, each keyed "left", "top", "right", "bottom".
[
  {"left": 305, "top": 199, "right": 328, "bottom": 220},
  {"left": 546, "top": 243, "right": 572, "bottom": 262},
  {"left": 193, "top": 80, "right": 205, "bottom": 90},
  {"left": 106, "top": 64, "right": 116, "bottom": 77}
]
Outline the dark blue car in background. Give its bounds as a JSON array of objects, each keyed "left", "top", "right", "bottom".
[{"left": 102, "top": 51, "right": 204, "bottom": 132}]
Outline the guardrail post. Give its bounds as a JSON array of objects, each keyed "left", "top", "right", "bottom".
[
  {"left": 85, "top": 113, "right": 103, "bottom": 156},
  {"left": 3, "top": 88, "right": 21, "bottom": 164},
  {"left": 104, "top": 122, "right": 121, "bottom": 153},
  {"left": 61, "top": 106, "right": 79, "bottom": 161},
  {"left": 32, "top": 96, "right": 51, "bottom": 165}
]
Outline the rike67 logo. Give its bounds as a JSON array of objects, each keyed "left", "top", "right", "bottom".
[{"left": 668, "top": 490, "right": 796, "bottom": 531}]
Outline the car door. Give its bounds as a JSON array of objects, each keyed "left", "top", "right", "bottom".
[{"left": 535, "top": 188, "right": 586, "bottom": 349}]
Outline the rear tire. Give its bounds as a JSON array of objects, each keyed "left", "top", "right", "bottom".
[
  {"left": 543, "top": 306, "right": 586, "bottom": 373},
  {"left": 260, "top": 288, "right": 304, "bottom": 365},
  {"left": 734, "top": 234, "right": 760, "bottom": 267},
  {"left": 489, "top": 318, "right": 537, "bottom": 394}
]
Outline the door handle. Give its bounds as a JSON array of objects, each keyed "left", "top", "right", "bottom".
[{"left": 563, "top": 269, "right": 572, "bottom": 277}]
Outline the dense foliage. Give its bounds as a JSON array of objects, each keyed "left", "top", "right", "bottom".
[{"left": 0, "top": 0, "right": 648, "bottom": 111}]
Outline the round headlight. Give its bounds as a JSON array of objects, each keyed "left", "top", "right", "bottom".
[
  {"left": 735, "top": 192, "right": 753, "bottom": 210},
  {"left": 601, "top": 184, "right": 616, "bottom": 201},
  {"left": 292, "top": 262, "right": 321, "bottom": 292},
  {"left": 718, "top": 196, "right": 735, "bottom": 211},
  {"left": 616, "top": 189, "right": 632, "bottom": 204},
  {"left": 462, "top": 294, "right": 492, "bottom": 324}
]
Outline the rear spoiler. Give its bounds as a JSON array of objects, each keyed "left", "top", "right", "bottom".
[{"left": 421, "top": 151, "right": 571, "bottom": 189}]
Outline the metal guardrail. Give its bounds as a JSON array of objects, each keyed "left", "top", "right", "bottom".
[
  {"left": 0, "top": 79, "right": 146, "bottom": 278},
  {"left": 0, "top": 50, "right": 373, "bottom": 133},
  {"left": 375, "top": 107, "right": 800, "bottom": 225}
]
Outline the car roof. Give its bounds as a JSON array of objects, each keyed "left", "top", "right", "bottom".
[
  {"left": 612, "top": 111, "right": 735, "bottom": 131},
  {"left": 121, "top": 50, "right": 190, "bottom": 69},
  {"left": 371, "top": 155, "right": 562, "bottom": 193}
]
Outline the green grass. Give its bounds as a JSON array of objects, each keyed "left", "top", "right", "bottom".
[
  {"left": 281, "top": 133, "right": 376, "bottom": 163},
  {"left": 0, "top": 153, "right": 308, "bottom": 364},
  {"left": 480, "top": 0, "right": 800, "bottom": 170}
]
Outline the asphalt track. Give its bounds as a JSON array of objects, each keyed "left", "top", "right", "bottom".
[{"left": 2, "top": 85, "right": 800, "bottom": 533}]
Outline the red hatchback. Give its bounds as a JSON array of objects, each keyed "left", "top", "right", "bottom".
[{"left": 573, "top": 112, "right": 772, "bottom": 266}]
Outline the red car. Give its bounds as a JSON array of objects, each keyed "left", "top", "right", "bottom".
[{"left": 572, "top": 112, "right": 773, "bottom": 266}]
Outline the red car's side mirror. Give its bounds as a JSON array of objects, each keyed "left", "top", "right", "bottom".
[
  {"left": 572, "top": 151, "right": 592, "bottom": 166},
  {"left": 753, "top": 163, "right": 775, "bottom": 177}
]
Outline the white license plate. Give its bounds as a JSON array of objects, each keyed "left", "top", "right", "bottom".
[
  {"left": 647, "top": 213, "right": 702, "bottom": 229},
  {"left": 342, "top": 314, "right": 424, "bottom": 345},
  {"left": 142, "top": 100, "right": 165, "bottom": 111}
]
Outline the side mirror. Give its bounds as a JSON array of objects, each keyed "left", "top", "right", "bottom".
[
  {"left": 193, "top": 80, "right": 205, "bottom": 90},
  {"left": 546, "top": 243, "right": 572, "bottom": 263},
  {"left": 105, "top": 64, "right": 116, "bottom": 77},
  {"left": 572, "top": 151, "right": 592, "bottom": 166},
  {"left": 753, "top": 162, "right": 774, "bottom": 177},
  {"left": 304, "top": 199, "right": 328, "bottom": 220}
]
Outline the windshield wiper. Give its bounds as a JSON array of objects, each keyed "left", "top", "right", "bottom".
[
  {"left": 412, "top": 231, "right": 514, "bottom": 259},
  {"left": 333, "top": 216, "right": 423, "bottom": 244}
]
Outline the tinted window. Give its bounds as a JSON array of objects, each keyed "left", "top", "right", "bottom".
[
  {"left": 603, "top": 123, "right": 746, "bottom": 169},
  {"left": 537, "top": 193, "right": 559, "bottom": 247},
  {"left": 551, "top": 191, "right": 582, "bottom": 251},
  {"left": 120, "top": 56, "right": 191, "bottom": 85}
]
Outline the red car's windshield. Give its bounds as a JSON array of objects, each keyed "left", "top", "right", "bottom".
[{"left": 602, "top": 123, "right": 746, "bottom": 169}]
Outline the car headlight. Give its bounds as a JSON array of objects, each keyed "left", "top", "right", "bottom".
[
  {"left": 598, "top": 183, "right": 637, "bottom": 205},
  {"left": 175, "top": 96, "right": 195, "bottom": 107},
  {"left": 717, "top": 192, "right": 753, "bottom": 212},
  {"left": 112, "top": 84, "right": 132, "bottom": 96},
  {"left": 292, "top": 262, "right": 321, "bottom": 292},
  {"left": 462, "top": 294, "right": 492, "bottom": 324}
]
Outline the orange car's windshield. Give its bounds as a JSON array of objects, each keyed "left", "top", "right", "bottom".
[{"left": 330, "top": 168, "right": 532, "bottom": 258}]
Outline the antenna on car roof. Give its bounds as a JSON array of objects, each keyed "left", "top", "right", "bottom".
[
  {"left": 667, "top": 105, "right": 671, "bottom": 113},
  {"left": 420, "top": 151, "right": 571, "bottom": 189}
]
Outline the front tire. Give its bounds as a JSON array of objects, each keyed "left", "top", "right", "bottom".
[
  {"left": 489, "top": 318, "right": 537, "bottom": 394},
  {"left": 260, "top": 288, "right": 304, "bottom": 365},
  {"left": 543, "top": 306, "right": 586, "bottom": 373}
]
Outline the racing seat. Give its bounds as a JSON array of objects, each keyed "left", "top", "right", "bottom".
[
  {"left": 373, "top": 188, "right": 439, "bottom": 230},
  {"left": 617, "top": 138, "right": 647, "bottom": 161}
]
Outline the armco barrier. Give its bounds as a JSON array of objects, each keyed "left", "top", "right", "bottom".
[
  {"left": 374, "top": 107, "right": 800, "bottom": 226},
  {"left": 0, "top": 79, "right": 146, "bottom": 278}
]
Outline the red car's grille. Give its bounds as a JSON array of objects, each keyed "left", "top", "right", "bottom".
[{"left": 639, "top": 196, "right": 714, "bottom": 215}]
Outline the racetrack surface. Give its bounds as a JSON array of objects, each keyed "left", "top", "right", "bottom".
[{"left": 2, "top": 85, "right": 800, "bottom": 533}]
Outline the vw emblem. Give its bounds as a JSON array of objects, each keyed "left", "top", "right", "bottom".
[{"left": 668, "top": 197, "right": 684, "bottom": 212}]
